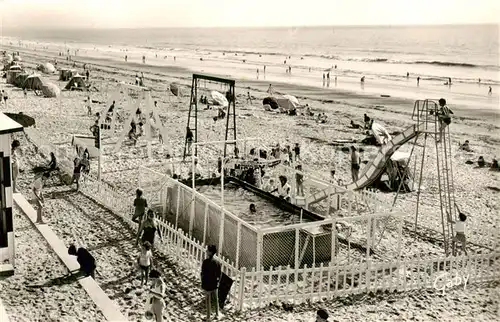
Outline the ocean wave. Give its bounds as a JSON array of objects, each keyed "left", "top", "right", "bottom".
[{"left": 412, "top": 60, "right": 488, "bottom": 68}]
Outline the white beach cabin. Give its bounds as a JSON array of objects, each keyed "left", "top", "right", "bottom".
[{"left": 0, "top": 113, "right": 23, "bottom": 276}]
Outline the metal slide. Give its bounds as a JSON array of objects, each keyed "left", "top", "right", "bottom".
[{"left": 305, "top": 123, "right": 425, "bottom": 206}]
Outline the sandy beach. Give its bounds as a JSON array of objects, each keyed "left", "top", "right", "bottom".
[{"left": 1, "top": 40, "right": 499, "bottom": 321}]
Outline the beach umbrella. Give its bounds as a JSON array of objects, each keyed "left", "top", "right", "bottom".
[
  {"left": 210, "top": 90, "right": 229, "bottom": 107},
  {"left": 41, "top": 82, "right": 61, "bottom": 98},
  {"left": 262, "top": 97, "right": 279, "bottom": 110},
  {"left": 37, "top": 62, "right": 56, "bottom": 74},
  {"left": 276, "top": 98, "right": 297, "bottom": 111},
  {"left": 9, "top": 65, "right": 22, "bottom": 71},
  {"left": 4, "top": 112, "right": 36, "bottom": 127},
  {"left": 65, "top": 74, "right": 86, "bottom": 90},
  {"left": 282, "top": 94, "right": 299, "bottom": 106},
  {"left": 170, "top": 83, "right": 179, "bottom": 96}
]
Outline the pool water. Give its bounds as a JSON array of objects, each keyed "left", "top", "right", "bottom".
[{"left": 199, "top": 183, "right": 313, "bottom": 229}]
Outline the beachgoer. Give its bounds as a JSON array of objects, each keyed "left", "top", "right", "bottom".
[
  {"left": 186, "top": 127, "right": 194, "bottom": 154},
  {"left": 350, "top": 146, "right": 361, "bottom": 182},
  {"left": 147, "top": 269, "right": 166, "bottom": 322},
  {"left": 406, "top": 72, "right": 409, "bottom": 78},
  {"left": 33, "top": 172, "right": 50, "bottom": 224},
  {"left": 275, "top": 175, "right": 291, "bottom": 201},
  {"left": 201, "top": 245, "right": 222, "bottom": 321},
  {"left": 86, "top": 69, "right": 90, "bottom": 81},
  {"left": 23, "top": 88, "right": 27, "bottom": 98},
  {"left": 132, "top": 189, "right": 148, "bottom": 223},
  {"left": 360, "top": 76, "right": 365, "bottom": 83},
  {"left": 72, "top": 157, "right": 83, "bottom": 190},
  {"left": 87, "top": 96, "right": 92, "bottom": 116},
  {"left": 253, "top": 167, "right": 262, "bottom": 188},
  {"left": 189, "top": 158, "right": 203, "bottom": 178},
  {"left": 263, "top": 65, "right": 266, "bottom": 73},
  {"left": 48, "top": 152, "right": 57, "bottom": 171},
  {"left": 448, "top": 77, "right": 452, "bottom": 85},
  {"left": 488, "top": 86, "right": 492, "bottom": 96},
  {"left": 460, "top": 140, "right": 473, "bottom": 152},
  {"left": 125, "top": 55, "right": 128, "bottom": 62},
  {"left": 137, "top": 210, "right": 161, "bottom": 247},
  {"left": 249, "top": 203, "right": 256, "bottom": 213},
  {"left": 437, "top": 98, "right": 453, "bottom": 142},
  {"left": 80, "top": 152, "right": 90, "bottom": 174},
  {"left": 138, "top": 241, "right": 153, "bottom": 286},
  {"left": 68, "top": 244, "right": 96, "bottom": 278},
  {"left": 417, "top": 76, "right": 420, "bottom": 85},
  {"left": 247, "top": 91, "right": 252, "bottom": 104},
  {"left": 350, "top": 120, "right": 362, "bottom": 129},
  {"left": 11, "top": 140, "right": 21, "bottom": 193},
  {"left": 330, "top": 169, "right": 336, "bottom": 184},
  {"left": 267, "top": 84, "right": 273, "bottom": 95},
  {"left": 478, "top": 156, "right": 485, "bottom": 167},
  {"left": 293, "top": 143, "right": 301, "bottom": 161},
  {"left": 316, "top": 309, "right": 329, "bottom": 322},
  {"left": 370, "top": 120, "right": 392, "bottom": 145},
  {"left": 449, "top": 212, "right": 467, "bottom": 256},
  {"left": 295, "top": 165, "right": 304, "bottom": 197}
]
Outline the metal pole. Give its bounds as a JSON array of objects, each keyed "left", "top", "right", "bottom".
[
  {"left": 414, "top": 133, "right": 427, "bottom": 231},
  {"left": 192, "top": 153, "right": 195, "bottom": 191},
  {"left": 221, "top": 157, "right": 225, "bottom": 207},
  {"left": 98, "top": 127, "right": 102, "bottom": 181}
]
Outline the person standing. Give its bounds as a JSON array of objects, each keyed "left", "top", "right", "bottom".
[
  {"left": 488, "top": 86, "right": 492, "bottom": 96},
  {"left": 293, "top": 143, "right": 301, "bottom": 161},
  {"left": 132, "top": 189, "right": 148, "bottom": 223},
  {"left": 449, "top": 212, "right": 468, "bottom": 256},
  {"left": 136, "top": 210, "right": 161, "bottom": 247},
  {"left": 201, "top": 245, "right": 222, "bottom": 321},
  {"left": 417, "top": 76, "right": 420, "bottom": 86},
  {"left": 11, "top": 140, "right": 21, "bottom": 193},
  {"left": 295, "top": 165, "right": 304, "bottom": 197},
  {"left": 86, "top": 69, "right": 90, "bottom": 81},
  {"left": 33, "top": 172, "right": 50, "bottom": 224},
  {"left": 137, "top": 241, "right": 153, "bottom": 286},
  {"left": 147, "top": 269, "right": 166, "bottom": 322},
  {"left": 72, "top": 157, "right": 83, "bottom": 191},
  {"left": 437, "top": 98, "right": 453, "bottom": 142},
  {"left": 350, "top": 146, "right": 361, "bottom": 182}
]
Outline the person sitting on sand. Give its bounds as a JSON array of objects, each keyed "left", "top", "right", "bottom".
[
  {"left": 47, "top": 152, "right": 58, "bottom": 172},
  {"left": 68, "top": 244, "right": 96, "bottom": 278},
  {"left": 370, "top": 120, "right": 392, "bottom": 145},
  {"left": 137, "top": 241, "right": 153, "bottom": 286},
  {"left": 478, "top": 156, "right": 486, "bottom": 168},
  {"left": 460, "top": 140, "right": 473, "bottom": 152},
  {"left": 491, "top": 159, "right": 499, "bottom": 170},
  {"left": 132, "top": 189, "right": 148, "bottom": 224},
  {"left": 350, "top": 120, "right": 362, "bottom": 129},
  {"left": 449, "top": 212, "right": 467, "bottom": 256},
  {"left": 305, "top": 104, "right": 314, "bottom": 117},
  {"left": 364, "top": 114, "right": 371, "bottom": 129},
  {"left": 437, "top": 98, "right": 453, "bottom": 142},
  {"left": 249, "top": 203, "right": 256, "bottom": 213}
]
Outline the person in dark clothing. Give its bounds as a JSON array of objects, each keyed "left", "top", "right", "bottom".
[
  {"left": 364, "top": 114, "right": 371, "bottom": 129},
  {"left": 186, "top": 127, "right": 194, "bottom": 154},
  {"left": 86, "top": 69, "right": 90, "bottom": 81},
  {"left": 136, "top": 210, "right": 161, "bottom": 247},
  {"left": 293, "top": 143, "right": 301, "bottom": 161},
  {"left": 201, "top": 245, "right": 221, "bottom": 321},
  {"left": 68, "top": 244, "right": 96, "bottom": 278},
  {"left": 48, "top": 152, "right": 57, "bottom": 171}
]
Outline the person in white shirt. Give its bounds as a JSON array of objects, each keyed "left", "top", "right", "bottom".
[
  {"left": 449, "top": 212, "right": 467, "bottom": 256},
  {"left": 33, "top": 172, "right": 50, "bottom": 224},
  {"left": 145, "top": 269, "right": 166, "bottom": 322},
  {"left": 138, "top": 241, "right": 153, "bottom": 286},
  {"left": 262, "top": 176, "right": 276, "bottom": 193},
  {"left": 272, "top": 175, "right": 291, "bottom": 201},
  {"left": 370, "top": 120, "right": 392, "bottom": 145}
]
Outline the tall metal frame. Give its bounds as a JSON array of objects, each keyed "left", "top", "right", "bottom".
[
  {"left": 183, "top": 74, "right": 237, "bottom": 160},
  {"left": 391, "top": 99, "right": 457, "bottom": 255}
]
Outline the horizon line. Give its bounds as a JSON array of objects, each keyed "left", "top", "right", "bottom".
[{"left": 2, "top": 22, "right": 498, "bottom": 31}]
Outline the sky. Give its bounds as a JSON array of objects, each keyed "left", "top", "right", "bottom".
[{"left": 1, "top": 0, "right": 499, "bottom": 29}]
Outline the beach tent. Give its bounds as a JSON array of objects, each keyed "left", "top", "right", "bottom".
[
  {"left": 282, "top": 94, "right": 300, "bottom": 106},
  {"left": 210, "top": 91, "right": 229, "bottom": 107},
  {"left": 37, "top": 62, "right": 56, "bottom": 74},
  {"left": 41, "top": 82, "right": 61, "bottom": 98},
  {"left": 6, "top": 70, "right": 22, "bottom": 84},
  {"left": 14, "top": 73, "right": 29, "bottom": 88},
  {"left": 276, "top": 98, "right": 297, "bottom": 111},
  {"left": 65, "top": 74, "right": 86, "bottom": 90},
  {"left": 262, "top": 97, "right": 279, "bottom": 110},
  {"left": 23, "top": 74, "right": 46, "bottom": 91},
  {"left": 170, "top": 83, "right": 180, "bottom": 96},
  {"left": 59, "top": 69, "right": 76, "bottom": 81}
]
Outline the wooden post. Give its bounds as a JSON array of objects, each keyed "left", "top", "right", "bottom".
[
  {"left": 218, "top": 210, "right": 225, "bottom": 255},
  {"left": 236, "top": 221, "right": 241, "bottom": 268},
  {"left": 238, "top": 267, "right": 247, "bottom": 311},
  {"left": 203, "top": 203, "right": 208, "bottom": 244}
]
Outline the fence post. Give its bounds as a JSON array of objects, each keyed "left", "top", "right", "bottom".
[
  {"left": 238, "top": 267, "right": 247, "bottom": 311},
  {"left": 294, "top": 227, "right": 300, "bottom": 298},
  {"left": 176, "top": 228, "right": 183, "bottom": 262},
  {"left": 256, "top": 231, "right": 263, "bottom": 272},
  {"left": 203, "top": 203, "right": 209, "bottom": 244},
  {"left": 189, "top": 194, "right": 195, "bottom": 235},
  {"left": 219, "top": 210, "right": 226, "bottom": 256},
  {"left": 236, "top": 221, "right": 241, "bottom": 269}
]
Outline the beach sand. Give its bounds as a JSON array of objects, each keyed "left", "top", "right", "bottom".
[{"left": 1, "top": 43, "right": 499, "bottom": 321}]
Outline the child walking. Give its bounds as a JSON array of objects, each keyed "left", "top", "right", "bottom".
[
  {"left": 138, "top": 241, "right": 153, "bottom": 286},
  {"left": 450, "top": 212, "right": 468, "bottom": 256}
]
